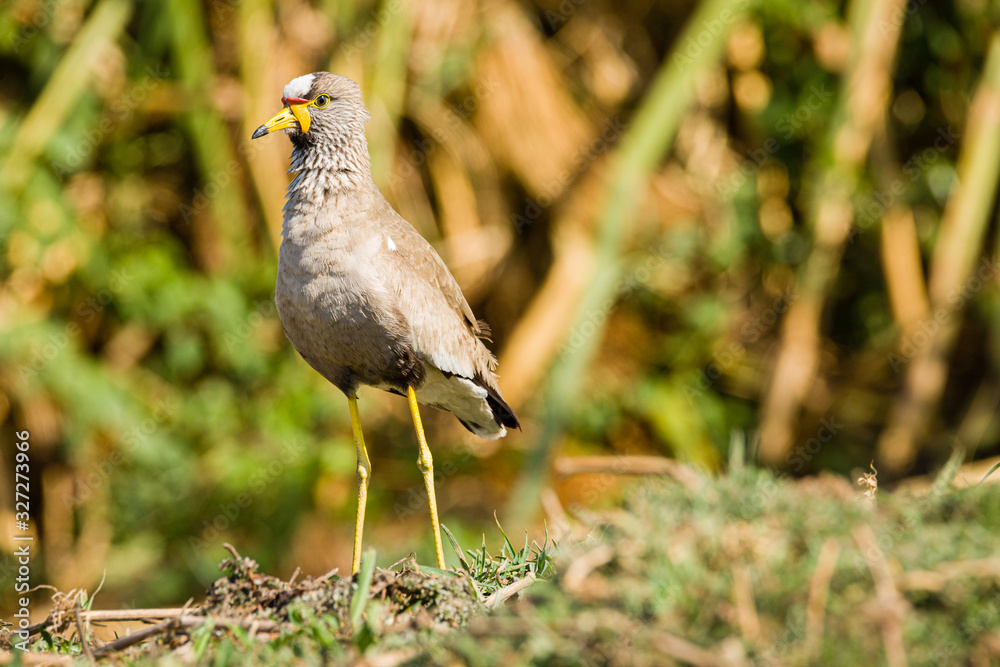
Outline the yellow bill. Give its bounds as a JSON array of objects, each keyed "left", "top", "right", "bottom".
[{"left": 252, "top": 101, "right": 311, "bottom": 139}]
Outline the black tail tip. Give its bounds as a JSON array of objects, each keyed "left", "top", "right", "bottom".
[{"left": 486, "top": 391, "right": 520, "bottom": 431}]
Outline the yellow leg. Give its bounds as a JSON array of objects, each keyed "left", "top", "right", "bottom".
[
  {"left": 348, "top": 394, "right": 371, "bottom": 575},
  {"left": 407, "top": 386, "right": 446, "bottom": 569}
]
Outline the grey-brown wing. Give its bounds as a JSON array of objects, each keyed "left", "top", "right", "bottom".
[
  {"left": 377, "top": 210, "right": 519, "bottom": 430},
  {"left": 381, "top": 210, "right": 482, "bottom": 337}
]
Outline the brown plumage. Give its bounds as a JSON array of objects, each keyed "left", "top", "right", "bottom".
[{"left": 260, "top": 71, "right": 518, "bottom": 438}]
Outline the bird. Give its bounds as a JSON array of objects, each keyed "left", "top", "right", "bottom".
[{"left": 251, "top": 72, "right": 519, "bottom": 574}]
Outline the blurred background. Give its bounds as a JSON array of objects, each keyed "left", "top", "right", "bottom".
[{"left": 2, "top": 0, "right": 999, "bottom": 612}]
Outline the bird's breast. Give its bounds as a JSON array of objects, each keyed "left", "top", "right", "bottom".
[
  {"left": 274, "top": 230, "right": 422, "bottom": 392},
  {"left": 276, "top": 234, "right": 381, "bottom": 327}
]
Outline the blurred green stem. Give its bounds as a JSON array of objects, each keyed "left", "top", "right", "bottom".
[
  {"left": 166, "top": 0, "right": 253, "bottom": 272},
  {"left": 365, "top": 1, "right": 411, "bottom": 184},
  {"left": 0, "top": 0, "right": 132, "bottom": 194},
  {"left": 505, "top": 0, "right": 758, "bottom": 526}
]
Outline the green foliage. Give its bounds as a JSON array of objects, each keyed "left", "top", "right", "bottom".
[
  {"left": 440, "top": 471, "right": 1000, "bottom": 665},
  {"left": 11, "top": 471, "right": 994, "bottom": 664},
  {"left": 442, "top": 519, "right": 556, "bottom": 598}
]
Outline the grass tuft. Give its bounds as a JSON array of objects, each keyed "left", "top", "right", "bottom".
[{"left": 6, "top": 469, "right": 999, "bottom": 664}]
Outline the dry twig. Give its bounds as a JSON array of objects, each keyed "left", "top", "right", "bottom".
[
  {"left": 650, "top": 633, "right": 723, "bottom": 667},
  {"left": 553, "top": 455, "right": 701, "bottom": 489},
  {"left": 26, "top": 608, "right": 186, "bottom": 637},
  {"left": 854, "top": 526, "right": 909, "bottom": 667},
  {"left": 563, "top": 545, "right": 614, "bottom": 594},
  {"left": 897, "top": 558, "right": 1000, "bottom": 591},
  {"left": 91, "top": 615, "right": 279, "bottom": 658},
  {"left": 73, "top": 604, "right": 96, "bottom": 666},
  {"left": 731, "top": 564, "right": 761, "bottom": 645},
  {"left": 484, "top": 573, "right": 536, "bottom": 609},
  {"left": 805, "top": 538, "right": 841, "bottom": 661}
]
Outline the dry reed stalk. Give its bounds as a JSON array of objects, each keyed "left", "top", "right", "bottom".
[
  {"left": 880, "top": 207, "right": 930, "bottom": 334},
  {"left": 804, "top": 538, "right": 841, "bottom": 661},
  {"left": 552, "top": 454, "right": 702, "bottom": 488},
  {"left": 854, "top": 525, "right": 909, "bottom": 667},
  {"left": 474, "top": 1, "right": 593, "bottom": 199},
  {"left": 239, "top": 0, "right": 302, "bottom": 251},
  {"left": 731, "top": 564, "right": 762, "bottom": 645},
  {"left": 498, "top": 226, "right": 596, "bottom": 408},
  {"left": 42, "top": 467, "right": 111, "bottom": 593}
]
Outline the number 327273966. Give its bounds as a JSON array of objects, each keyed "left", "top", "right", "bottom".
[{"left": 15, "top": 430, "right": 30, "bottom": 522}]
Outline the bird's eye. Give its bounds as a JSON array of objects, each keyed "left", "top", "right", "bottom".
[{"left": 313, "top": 95, "right": 331, "bottom": 108}]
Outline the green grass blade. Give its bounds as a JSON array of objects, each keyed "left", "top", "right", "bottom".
[
  {"left": 441, "top": 524, "right": 472, "bottom": 572},
  {"left": 979, "top": 461, "right": 1000, "bottom": 486},
  {"left": 350, "top": 549, "right": 376, "bottom": 631},
  {"left": 932, "top": 446, "right": 965, "bottom": 497},
  {"left": 192, "top": 618, "right": 215, "bottom": 660},
  {"left": 494, "top": 511, "right": 515, "bottom": 557}
]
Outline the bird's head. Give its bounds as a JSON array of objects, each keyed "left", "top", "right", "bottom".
[{"left": 251, "top": 72, "right": 370, "bottom": 152}]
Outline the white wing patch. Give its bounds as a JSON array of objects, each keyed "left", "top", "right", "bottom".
[
  {"left": 386, "top": 236, "right": 397, "bottom": 251},
  {"left": 283, "top": 74, "right": 316, "bottom": 100},
  {"left": 428, "top": 350, "right": 475, "bottom": 381},
  {"left": 414, "top": 367, "right": 505, "bottom": 439}
]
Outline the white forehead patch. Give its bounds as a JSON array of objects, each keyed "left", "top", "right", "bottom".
[{"left": 283, "top": 74, "right": 316, "bottom": 100}]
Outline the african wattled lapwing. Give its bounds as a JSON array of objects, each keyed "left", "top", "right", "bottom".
[{"left": 252, "top": 72, "right": 519, "bottom": 572}]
